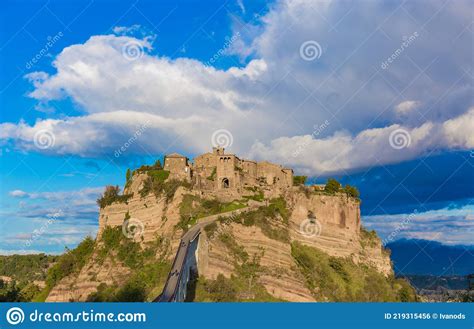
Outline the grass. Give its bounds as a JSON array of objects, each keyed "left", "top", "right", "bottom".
[
  {"left": 89, "top": 227, "right": 172, "bottom": 302},
  {"left": 243, "top": 187, "right": 265, "bottom": 202},
  {"left": 291, "top": 242, "right": 417, "bottom": 302},
  {"left": 140, "top": 169, "right": 191, "bottom": 201},
  {"left": 221, "top": 197, "right": 290, "bottom": 243},
  {"left": 177, "top": 195, "right": 246, "bottom": 231},
  {"left": 204, "top": 222, "right": 218, "bottom": 238},
  {"left": 147, "top": 169, "right": 170, "bottom": 182}
]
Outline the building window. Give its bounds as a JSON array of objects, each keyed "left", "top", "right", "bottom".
[{"left": 222, "top": 178, "right": 230, "bottom": 188}]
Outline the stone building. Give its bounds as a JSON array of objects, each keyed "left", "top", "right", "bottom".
[
  {"left": 164, "top": 147, "right": 293, "bottom": 191},
  {"left": 163, "top": 153, "right": 191, "bottom": 181}
]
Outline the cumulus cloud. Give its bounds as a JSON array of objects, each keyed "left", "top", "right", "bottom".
[
  {"left": 1, "top": 0, "right": 472, "bottom": 174},
  {"left": 394, "top": 100, "right": 421, "bottom": 115},
  {"left": 363, "top": 205, "right": 474, "bottom": 245},
  {"left": 9, "top": 190, "right": 28, "bottom": 198},
  {"left": 249, "top": 108, "right": 474, "bottom": 174}
]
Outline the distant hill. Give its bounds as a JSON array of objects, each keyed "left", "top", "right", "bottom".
[
  {"left": 0, "top": 254, "right": 57, "bottom": 282},
  {"left": 386, "top": 239, "right": 474, "bottom": 276}
]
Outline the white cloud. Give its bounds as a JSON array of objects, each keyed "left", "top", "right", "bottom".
[
  {"left": 1, "top": 0, "right": 472, "bottom": 174},
  {"left": 394, "top": 100, "right": 421, "bottom": 115},
  {"left": 9, "top": 190, "right": 28, "bottom": 198},
  {"left": 249, "top": 108, "right": 474, "bottom": 174},
  {"left": 363, "top": 205, "right": 474, "bottom": 245}
]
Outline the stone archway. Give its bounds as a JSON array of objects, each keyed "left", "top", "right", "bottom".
[{"left": 222, "top": 178, "right": 230, "bottom": 188}]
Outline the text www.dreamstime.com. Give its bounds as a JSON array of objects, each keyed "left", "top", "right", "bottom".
[{"left": 5, "top": 307, "right": 146, "bottom": 326}]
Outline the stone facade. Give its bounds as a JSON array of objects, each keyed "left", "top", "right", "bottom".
[{"left": 164, "top": 147, "right": 293, "bottom": 191}]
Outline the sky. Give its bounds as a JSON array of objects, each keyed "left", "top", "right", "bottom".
[{"left": 0, "top": 0, "right": 473, "bottom": 255}]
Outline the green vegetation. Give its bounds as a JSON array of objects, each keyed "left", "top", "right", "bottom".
[
  {"left": 219, "top": 197, "right": 290, "bottom": 243},
  {"left": 87, "top": 260, "right": 171, "bottom": 302},
  {"left": 0, "top": 280, "right": 42, "bottom": 302},
  {"left": 139, "top": 167, "right": 191, "bottom": 201},
  {"left": 219, "top": 233, "right": 248, "bottom": 262},
  {"left": 343, "top": 184, "right": 360, "bottom": 199},
  {"left": 96, "top": 185, "right": 132, "bottom": 208},
  {"left": 207, "top": 167, "right": 217, "bottom": 181},
  {"left": 293, "top": 175, "right": 307, "bottom": 186},
  {"left": 135, "top": 160, "right": 163, "bottom": 173},
  {"left": 291, "top": 242, "right": 417, "bottom": 302},
  {"left": 32, "top": 237, "right": 95, "bottom": 301},
  {"left": 243, "top": 186, "right": 265, "bottom": 202},
  {"left": 125, "top": 168, "right": 132, "bottom": 190},
  {"left": 88, "top": 227, "right": 171, "bottom": 302},
  {"left": 177, "top": 195, "right": 246, "bottom": 231},
  {"left": 0, "top": 254, "right": 57, "bottom": 282},
  {"left": 324, "top": 178, "right": 341, "bottom": 194},
  {"left": 193, "top": 232, "right": 281, "bottom": 302},
  {"left": 126, "top": 168, "right": 131, "bottom": 182},
  {"left": 147, "top": 169, "right": 170, "bottom": 182},
  {"left": 312, "top": 178, "right": 360, "bottom": 200},
  {"left": 204, "top": 222, "right": 218, "bottom": 239},
  {"left": 359, "top": 227, "right": 379, "bottom": 248}
]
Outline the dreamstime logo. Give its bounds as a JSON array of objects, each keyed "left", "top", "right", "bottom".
[
  {"left": 205, "top": 32, "right": 241, "bottom": 66},
  {"left": 382, "top": 209, "right": 418, "bottom": 246},
  {"left": 211, "top": 129, "right": 233, "bottom": 148},
  {"left": 381, "top": 32, "right": 419, "bottom": 70},
  {"left": 122, "top": 218, "right": 145, "bottom": 239},
  {"left": 25, "top": 31, "right": 64, "bottom": 70},
  {"left": 389, "top": 128, "right": 411, "bottom": 149},
  {"left": 24, "top": 209, "right": 63, "bottom": 248},
  {"left": 299, "top": 218, "right": 322, "bottom": 238},
  {"left": 6, "top": 307, "right": 25, "bottom": 325},
  {"left": 122, "top": 41, "right": 144, "bottom": 61},
  {"left": 114, "top": 121, "right": 150, "bottom": 158},
  {"left": 293, "top": 120, "right": 330, "bottom": 157},
  {"left": 33, "top": 129, "right": 55, "bottom": 149},
  {"left": 299, "top": 40, "right": 322, "bottom": 61}
]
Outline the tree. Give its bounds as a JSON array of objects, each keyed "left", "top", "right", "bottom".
[
  {"left": 343, "top": 184, "right": 360, "bottom": 199},
  {"left": 96, "top": 185, "right": 120, "bottom": 208},
  {"left": 324, "top": 178, "right": 341, "bottom": 194},
  {"left": 293, "top": 176, "right": 307, "bottom": 186},
  {"left": 126, "top": 168, "right": 131, "bottom": 182},
  {"left": 153, "top": 160, "right": 163, "bottom": 170}
]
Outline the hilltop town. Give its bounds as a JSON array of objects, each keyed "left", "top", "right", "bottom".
[
  {"left": 36, "top": 147, "right": 416, "bottom": 302},
  {"left": 165, "top": 146, "right": 294, "bottom": 191}
]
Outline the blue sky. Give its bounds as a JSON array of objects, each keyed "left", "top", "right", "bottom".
[{"left": 0, "top": 0, "right": 473, "bottom": 254}]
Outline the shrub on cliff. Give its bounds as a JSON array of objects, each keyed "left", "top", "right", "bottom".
[
  {"left": 291, "top": 242, "right": 417, "bottom": 302},
  {"left": 293, "top": 175, "right": 307, "bottom": 186},
  {"left": 324, "top": 178, "right": 341, "bottom": 194},
  {"left": 33, "top": 236, "right": 95, "bottom": 301},
  {"left": 97, "top": 185, "right": 132, "bottom": 208}
]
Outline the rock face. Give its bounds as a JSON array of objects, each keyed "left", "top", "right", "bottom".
[
  {"left": 46, "top": 172, "right": 392, "bottom": 302},
  {"left": 286, "top": 190, "right": 392, "bottom": 276},
  {"left": 46, "top": 257, "right": 131, "bottom": 302},
  {"left": 198, "top": 223, "right": 314, "bottom": 301},
  {"left": 196, "top": 188, "right": 392, "bottom": 302}
]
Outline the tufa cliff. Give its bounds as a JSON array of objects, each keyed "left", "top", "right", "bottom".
[{"left": 43, "top": 147, "right": 415, "bottom": 302}]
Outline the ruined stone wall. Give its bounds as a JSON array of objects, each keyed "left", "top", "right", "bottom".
[
  {"left": 257, "top": 161, "right": 288, "bottom": 187},
  {"left": 282, "top": 169, "right": 293, "bottom": 187},
  {"left": 240, "top": 160, "right": 257, "bottom": 186}
]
